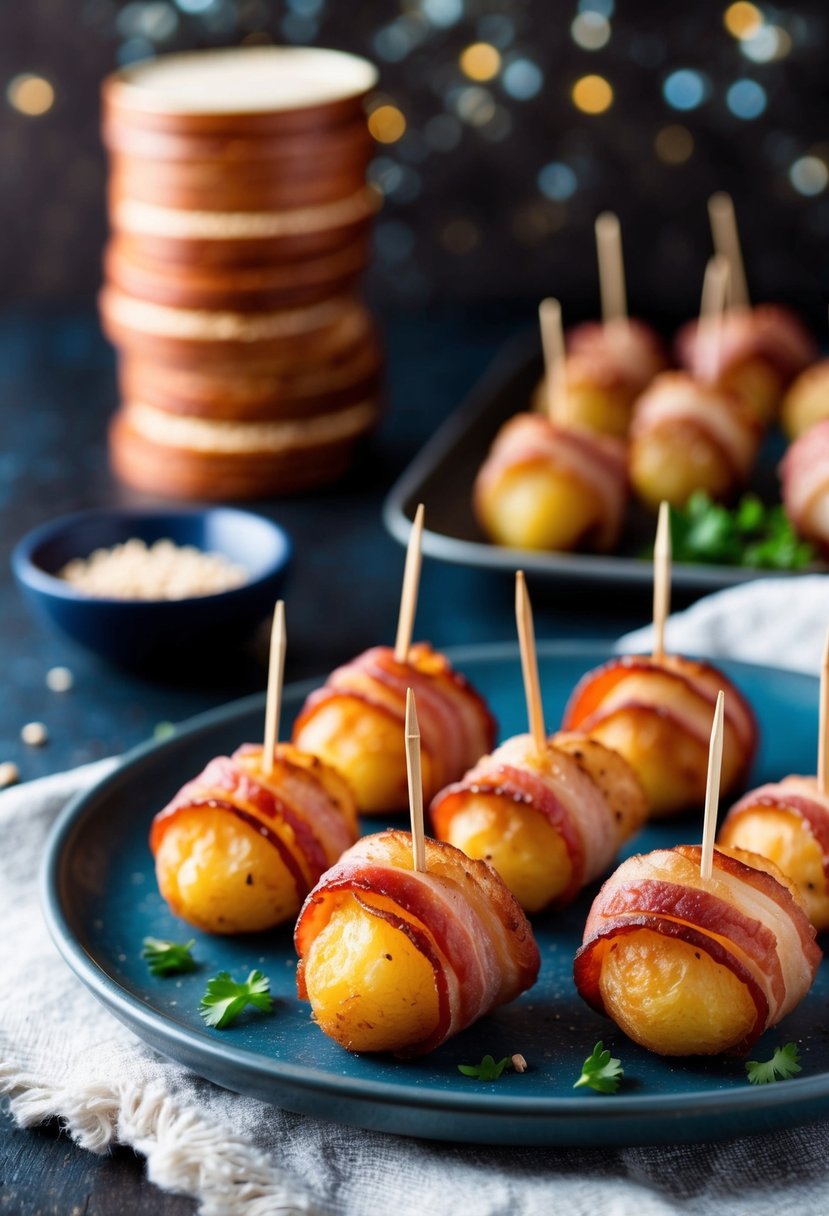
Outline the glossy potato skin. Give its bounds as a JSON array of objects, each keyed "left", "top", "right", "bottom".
[
  {"left": 720, "top": 803, "right": 829, "bottom": 931},
  {"left": 154, "top": 804, "right": 303, "bottom": 933},
  {"left": 150, "top": 744, "right": 358, "bottom": 934},
  {"left": 630, "top": 421, "right": 736, "bottom": 510},
  {"left": 292, "top": 644, "right": 496, "bottom": 815},
  {"left": 431, "top": 733, "right": 647, "bottom": 913},
  {"left": 475, "top": 459, "right": 604, "bottom": 552},
  {"left": 562, "top": 656, "right": 757, "bottom": 819},
  {"left": 301, "top": 891, "right": 440, "bottom": 1053}
]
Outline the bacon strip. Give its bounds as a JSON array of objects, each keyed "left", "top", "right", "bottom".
[
  {"left": 563, "top": 654, "right": 757, "bottom": 759},
  {"left": 575, "top": 846, "right": 820, "bottom": 1051},
  {"left": 473, "top": 412, "right": 628, "bottom": 551},
  {"left": 294, "top": 829, "right": 540, "bottom": 1056},
  {"left": 780, "top": 418, "right": 829, "bottom": 546},
  {"left": 150, "top": 746, "right": 358, "bottom": 899},
  {"left": 292, "top": 643, "right": 496, "bottom": 802},
  {"left": 567, "top": 319, "right": 668, "bottom": 393},
  {"left": 631, "top": 372, "right": 760, "bottom": 483},
  {"left": 430, "top": 733, "right": 627, "bottom": 907},
  {"left": 725, "top": 777, "right": 829, "bottom": 885},
  {"left": 676, "top": 305, "right": 817, "bottom": 385}
]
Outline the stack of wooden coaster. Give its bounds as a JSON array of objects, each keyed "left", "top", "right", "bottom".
[{"left": 100, "top": 47, "right": 382, "bottom": 499}]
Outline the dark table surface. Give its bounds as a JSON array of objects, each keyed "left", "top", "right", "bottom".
[{"left": 0, "top": 304, "right": 653, "bottom": 1214}]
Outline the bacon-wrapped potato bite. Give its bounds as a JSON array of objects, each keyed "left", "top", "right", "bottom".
[
  {"left": 150, "top": 742, "right": 358, "bottom": 933},
  {"left": 676, "top": 304, "right": 817, "bottom": 426},
  {"left": 291, "top": 643, "right": 495, "bottom": 815},
  {"left": 720, "top": 776, "right": 829, "bottom": 931},
  {"left": 781, "top": 418, "right": 829, "bottom": 554},
  {"left": 629, "top": 371, "right": 761, "bottom": 511},
  {"left": 562, "top": 654, "right": 757, "bottom": 818},
  {"left": 780, "top": 360, "right": 829, "bottom": 440},
  {"left": 294, "top": 829, "right": 540, "bottom": 1055},
  {"left": 430, "top": 731, "right": 646, "bottom": 914},
  {"left": 531, "top": 320, "right": 668, "bottom": 439},
  {"left": 574, "top": 845, "right": 821, "bottom": 1056},
  {"left": 473, "top": 412, "right": 627, "bottom": 553}
]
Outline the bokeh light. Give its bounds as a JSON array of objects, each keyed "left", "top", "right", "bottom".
[
  {"left": 572, "top": 74, "right": 613, "bottom": 114},
  {"left": 723, "top": 3, "right": 763, "bottom": 39},
  {"left": 455, "top": 86, "right": 496, "bottom": 125},
  {"left": 571, "top": 12, "right": 611, "bottom": 51},
  {"left": 663, "top": 69, "right": 707, "bottom": 110},
  {"left": 538, "top": 162, "right": 578, "bottom": 200},
  {"left": 654, "top": 124, "right": 694, "bottom": 164},
  {"left": 421, "top": 0, "right": 463, "bottom": 27},
  {"left": 459, "top": 42, "right": 501, "bottom": 82},
  {"left": 726, "top": 78, "right": 767, "bottom": 119},
  {"left": 741, "top": 25, "right": 791, "bottom": 62},
  {"left": 789, "top": 156, "right": 829, "bottom": 196},
  {"left": 368, "top": 104, "right": 407, "bottom": 143},
  {"left": 502, "top": 58, "right": 543, "bottom": 100},
  {"left": 7, "top": 74, "right": 55, "bottom": 116}
]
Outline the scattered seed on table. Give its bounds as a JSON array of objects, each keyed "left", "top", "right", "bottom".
[
  {"left": 0, "top": 762, "right": 19, "bottom": 788},
  {"left": 21, "top": 722, "right": 48, "bottom": 747},
  {"left": 46, "top": 666, "right": 74, "bottom": 692}
]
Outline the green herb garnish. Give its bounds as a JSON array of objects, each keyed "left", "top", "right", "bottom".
[
  {"left": 666, "top": 492, "right": 815, "bottom": 570},
  {"left": 141, "top": 936, "right": 197, "bottom": 977},
  {"left": 745, "top": 1042, "right": 802, "bottom": 1085},
  {"left": 457, "top": 1054, "right": 512, "bottom": 1081},
  {"left": 198, "top": 969, "right": 272, "bottom": 1029},
  {"left": 573, "top": 1041, "right": 624, "bottom": 1094}
]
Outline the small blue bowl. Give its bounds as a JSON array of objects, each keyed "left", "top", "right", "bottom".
[{"left": 11, "top": 506, "right": 292, "bottom": 666}]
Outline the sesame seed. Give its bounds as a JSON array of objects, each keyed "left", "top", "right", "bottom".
[
  {"left": 0, "top": 762, "right": 20, "bottom": 788},
  {"left": 21, "top": 722, "right": 48, "bottom": 747},
  {"left": 46, "top": 666, "right": 74, "bottom": 692}
]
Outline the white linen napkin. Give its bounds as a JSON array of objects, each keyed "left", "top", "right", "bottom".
[{"left": 4, "top": 577, "right": 829, "bottom": 1216}]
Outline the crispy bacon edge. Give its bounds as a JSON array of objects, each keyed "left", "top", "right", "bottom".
[{"left": 294, "top": 829, "right": 540, "bottom": 1056}]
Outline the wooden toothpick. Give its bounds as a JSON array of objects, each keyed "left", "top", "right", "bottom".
[
  {"left": 595, "top": 211, "right": 628, "bottom": 328},
  {"left": 538, "top": 297, "right": 568, "bottom": 422},
  {"left": 515, "top": 571, "right": 547, "bottom": 755},
  {"left": 262, "top": 599, "right": 286, "bottom": 777},
  {"left": 700, "top": 690, "right": 725, "bottom": 881},
  {"left": 652, "top": 501, "right": 672, "bottom": 664},
  {"left": 405, "top": 688, "right": 427, "bottom": 873},
  {"left": 697, "top": 254, "right": 730, "bottom": 383},
  {"left": 708, "top": 192, "right": 750, "bottom": 311},
  {"left": 394, "top": 503, "right": 425, "bottom": 664},
  {"left": 818, "top": 628, "right": 829, "bottom": 796}
]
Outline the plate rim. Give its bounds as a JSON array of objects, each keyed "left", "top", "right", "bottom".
[{"left": 40, "top": 640, "right": 829, "bottom": 1128}]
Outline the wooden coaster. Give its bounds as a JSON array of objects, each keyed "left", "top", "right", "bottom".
[
  {"left": 101, "top": 114, "right": 373, "bottom": 168},
  {"left": 109, "top": 395, "right": 381, "bottom": 499},
  {"left": 117, "top": 334, "right": 383, "bottom": 422},
  {"left": 105, "top": 234, "right": 369, "bottom": 311},
  {"left": 109, "top": 158, "right": 369, "bottom": 213},
  {"left": 107, "top": 189, "right": 378, "bottom": 268},
  {"left": 99, "top": 287, "right": 375, "bottom": 368},
  {"left": 102, "top": 47, "right": 378, "bottom": 139}
]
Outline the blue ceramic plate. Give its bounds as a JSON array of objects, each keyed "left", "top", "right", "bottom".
[{"left": 42, "top": 642, "right": 829, "bottom": 1146}]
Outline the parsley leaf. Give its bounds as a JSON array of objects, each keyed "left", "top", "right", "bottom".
[
  {"left": 573, "top": 1041, "right": 624, "bottom": 1094},
  {"left": 141, "top": 937, "right": 197, "bottom": 977},
  {"left": 666, "top": 493, "right": 816, "bottom": 571},
  {"left": 199, "top": 969, "right": 273, "bottom": 1029},
  {"left": 457, "top": 1054, "right": 512, "bottom": 1081},
  {"left": 745, "top": 1042, "right": 802, "bottom": 1085}
]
